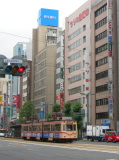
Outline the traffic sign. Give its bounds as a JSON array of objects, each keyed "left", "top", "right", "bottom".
[{"left": 4, "top": 59, "right": 22, "bottom": 63}]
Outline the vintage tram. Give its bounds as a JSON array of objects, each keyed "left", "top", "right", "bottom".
[{"left": 21, "top": 120, "right": 78, "bottom": 143}]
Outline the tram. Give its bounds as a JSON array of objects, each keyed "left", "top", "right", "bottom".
[{"left": 21, "top": 120, "right": 78, "bottom": 143}]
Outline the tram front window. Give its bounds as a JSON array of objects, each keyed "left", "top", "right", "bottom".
[{"left": 63, "top": 124, "right": 76, "bottom": 131}]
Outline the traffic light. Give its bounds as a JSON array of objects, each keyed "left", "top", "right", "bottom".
[
  {"left": 5, "top": 65, "right": 26, "bottom": 76},
  {"left": 0, "top": 55, "right": 26, "bottom": 77}
]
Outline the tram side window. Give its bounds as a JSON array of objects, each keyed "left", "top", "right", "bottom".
[
  {"left": 38, "top": 125, "right": 42, "bottom": 131},
  {"left": 29, "top": 126, "right": 32, "bottom": 131},
  {"left": 23, "top": 126, "right": 28, "bottom": 131},
  {"left": 43, "top": 124, "right": 50, "bottom": 131},
  {"left": 32, "top": 125, "right": 37, "bottom": 131},
  {"left": 53, "top": 124, "right": 61, "bottom": 131}
]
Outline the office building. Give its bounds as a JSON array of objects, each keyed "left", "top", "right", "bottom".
[
  {"left": 32, "top": 8, "right": 62, "bottom": 118},
  {"left": 64, "top": 0, "right": 119, "bottom": 129}
]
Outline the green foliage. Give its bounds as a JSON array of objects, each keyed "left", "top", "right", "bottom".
[
  {"left": 72, "top": 101, "right": 83, "bottom": 130},
  {"left": 52, "top": 103, "right": 60, "bottom": 112},
  {"left": 18, "top": 101, "right": 37, "bottom": 124},
  {"left": 46, "top": 113, "right": 52, "bottom": 120},
  {"left": 63, "top": 101, "right": 71, "bottom": 116}
]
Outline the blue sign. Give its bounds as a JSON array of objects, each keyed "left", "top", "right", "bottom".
[
  {"left": 101, "top": 119, "right": 110, "bottom": 126},
  {"left": 109, "top": 106, "right": 113, "bottom": 113},
  {"left": 40, "top": 111, "right": 44, "bottom": 119},
  {"left": 37, "top": 8, "right": 59, "bottom": 27},
  {"left": 108, "top": 36, "right": 112, "bottom": 42},
  {"left": 40, "top": 104, "right": 44, "bottom": 107},
  {"left": 109, "top": 99, "right": 113, "bottom": 107}
]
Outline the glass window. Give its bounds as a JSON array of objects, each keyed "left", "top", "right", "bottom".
[
  {"left": 53, "top": 124, "right": 61, "bottom": 131},
  {"left": 43, "top": 124, "right": 50, "bottom": 131}
]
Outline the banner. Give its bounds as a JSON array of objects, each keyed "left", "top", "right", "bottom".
[{"left": 12, "top": 95, "right": 20, "bottom": 110}]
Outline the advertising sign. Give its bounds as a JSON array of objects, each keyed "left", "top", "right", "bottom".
[
  {"left": 12, "top": 95, "right": 20, "bottom": 110},
  {"left": 101, "top": 119, "right": 110, "bottom": 126},
  {"left": 40, "top": 111, "right": 44, "bottom": 119},
  {"left": 70, "top": 8, "right": 89, "bottom": 28},
  {"left": 60, "top": 93, "right": 64, "bottom": 109},
  {"left": 37, "top": 8, "right": 59, "bottom": 27}
]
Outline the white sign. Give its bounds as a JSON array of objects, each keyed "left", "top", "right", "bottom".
[
  {"left": 44, "top": 15, "right": 56, "bottom": 19},
  {"left": 4, "top": 59, "right": 22, "bottom": 63}
]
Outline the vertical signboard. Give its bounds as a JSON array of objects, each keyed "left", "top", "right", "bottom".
[
  {"left": 84, "top": 51, "right": 90, "bottom": 124},
  {"left": 107, "top": 0, "right": 113, "bottom": 119},
  {"left": 40, "top": 104, "right": 44, "bottom": 119},
  {"left": 60, "top": 93, "right": 64, "bottom": 110}
]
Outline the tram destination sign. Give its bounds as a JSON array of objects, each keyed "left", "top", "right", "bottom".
[{"left": 4, "top": 59, "right": 22, "bottom": 63}]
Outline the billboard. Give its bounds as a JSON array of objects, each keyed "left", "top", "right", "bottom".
[{"left": 37, "top": 8, "right": 59, "bottom": 27}]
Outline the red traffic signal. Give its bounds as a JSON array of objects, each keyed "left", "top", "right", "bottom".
[{"left": 17, "top": 66, "right": 25, "bottom": 73}]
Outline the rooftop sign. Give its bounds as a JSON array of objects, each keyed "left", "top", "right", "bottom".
[{"left": 37, "top": 8, "right": 59, "bottom": 27}]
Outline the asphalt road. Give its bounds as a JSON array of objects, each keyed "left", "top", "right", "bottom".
[{"left": 0, "top": 138, "right": 119, "bottom": 160}]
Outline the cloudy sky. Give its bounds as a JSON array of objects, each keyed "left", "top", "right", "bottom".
[{"left": 0, "top": 0, "right": 87, "bottom": 58}]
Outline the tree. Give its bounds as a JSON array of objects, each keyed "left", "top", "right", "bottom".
[
  {"left": 52, "top": 103, "right": 60, "bottom": 112},
  {"left": 18, "top": 101, "right": 37, "bottom": 124},
  {"left": 71, "top": 101, "right": 83, "bottom": 137},
  {"left": 63, "top": 101, "right": 71, "bottom": 116},
  {"left": 46, "top": 113, "right": 52, "bottom": 120}
]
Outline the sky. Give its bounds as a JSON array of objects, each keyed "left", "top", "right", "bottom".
[{"left": 0, "top": 0, "right": 87, "bottom": 58}]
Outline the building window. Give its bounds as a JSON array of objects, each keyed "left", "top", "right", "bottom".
[
  {"left": 68, "top": 50, "right": 83, "bottom": 62},
  {"left": 69, "top": 38, "right": 82, "bottom": 51},
  {"left": 68, "top": 27, "right": 82, "bottom": 40},
  {"left": 69, "top": 86, "right": 82, "bottom": 95},
  {"left": 56, "top": 62, "right": 60, "bottom": 69},
  {"left": 68, "top": 73, "right": 84, "bottom": 84},
  {"left": 83, "top": 48, "right": 86, "bottom": 54},
  {"left": 83, "top": 36, "right": 86, "bottom": 43},
  {"left": 96, "top": 57, "right": 108, "bottom": 67},
  {"left": 95, "top": 17, "right": 107, "bottom": 29},
  {"left": 96, "top": 70, "right": 108, "bottom": 80},
  {"left": 69, "top": 61, "right": 83, "bottom": 73},
  {"left": 95, "top": 43, "right": 107, "bottom": 54},
  {"left": 95, "top": 4, "right": 107, "bottom": 17},
  {"left": 96, "top": 84, "right": 108, "bottom": 93},
  {"left": 95, "top": 30, "right": 107, "bottom": 42},
  {"left": 83, "top": 25, "right": 86, "bottom": 31},
  {"left": 96, "top": 98, "right": 108, "bottom": 106},
  {"left": 57, "top": 42, "right": 61, "bottom": 48},
  {"left": 96, "top": 112, "right": 108, "bottom": 119}
]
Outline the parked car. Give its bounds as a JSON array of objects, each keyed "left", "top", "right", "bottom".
[{"left": 104, "top": 131, "right": 119, "bottom": 143}]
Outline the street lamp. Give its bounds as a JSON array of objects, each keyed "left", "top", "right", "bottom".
[{"left": 80, "top": 92, "right": 95, "bottom": 125}]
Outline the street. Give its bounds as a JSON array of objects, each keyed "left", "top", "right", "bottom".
[{"left": 0, "top": 138, "right": 119, "bottom": 160}]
